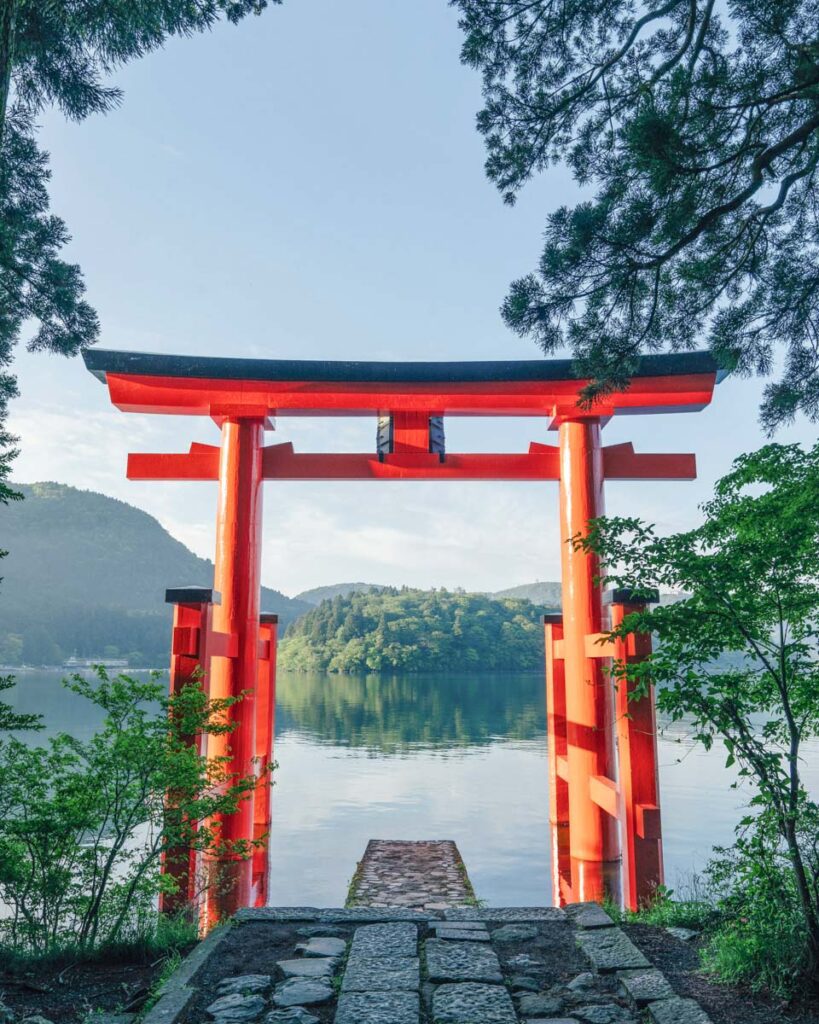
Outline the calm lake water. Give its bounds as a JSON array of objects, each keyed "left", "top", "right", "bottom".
[{"left": 8, "top": 669, "right": 819, "bottom": 907}]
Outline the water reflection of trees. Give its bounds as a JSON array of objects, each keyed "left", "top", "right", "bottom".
[{"left": 275, "top": 672, "right": 546, "bottom": 753}]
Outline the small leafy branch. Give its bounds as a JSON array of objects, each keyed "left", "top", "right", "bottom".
[
  {"left": 578, "top": 441, "right": 819, "bottom": 994},
  {"left": 0, "top": 667, "right": 272, "bottom": 956}
]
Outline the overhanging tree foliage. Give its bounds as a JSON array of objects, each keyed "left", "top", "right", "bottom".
[
  {"left": 0, "top": 0, "right": 276, "bottom": 503},
  {"left": 579, "top": 442, "right": 819, "bottom": 990},
  {"left": 454, "top": 1, "right": 819, "bottom": 429}
]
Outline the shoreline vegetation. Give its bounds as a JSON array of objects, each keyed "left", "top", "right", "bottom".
[{"left": 277, "top": 587, "right": 557, "bottom": 674}]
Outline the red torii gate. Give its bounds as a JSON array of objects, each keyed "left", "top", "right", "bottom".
[{"left": 84, "top": 348, "right": 721, "bottom": 917}]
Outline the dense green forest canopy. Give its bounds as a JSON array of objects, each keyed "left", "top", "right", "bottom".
[{"left": 278, "top": 587, "right": 555, "bottom": 674}]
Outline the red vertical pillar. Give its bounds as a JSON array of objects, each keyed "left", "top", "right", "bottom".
[
  {"left": 160, "top": 587, "right": 217, "bottom": 915},
  {"left": 544, "top": 614, "right": 571, "bottom": 905},
  {"left": 557, "top": 418, "right": 619, "bottom": 901},
  {"left": 208, "top": 417, "right": 265, "bottom": 916},
  {"left": 609, "top": 591, "right": 664, "bottom": 910},
  {"left": 252, "top": 613, "right": 278, "bottom": 907}
]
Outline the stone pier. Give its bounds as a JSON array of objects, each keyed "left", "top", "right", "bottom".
[{"left": 346, "top": 839, "right": 475, "bottom": 911}]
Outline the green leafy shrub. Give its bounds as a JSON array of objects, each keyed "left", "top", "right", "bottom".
[
  {"left": 0, "top": 668, "right": 269, "bottom": 956},
  {"left": 583, "top": 442, "right": 819, "bottom": 994},
  {"left": 701, "top": 811, "right": 816, "bottom": 997}
]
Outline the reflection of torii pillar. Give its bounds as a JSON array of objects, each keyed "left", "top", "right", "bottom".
[{"left": 557, "top": 417, "right": 619, "bottom": 900}]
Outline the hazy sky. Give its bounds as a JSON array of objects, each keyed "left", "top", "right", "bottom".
[{"left": 9, "top": 1, "right": 815, "bottom": 597}]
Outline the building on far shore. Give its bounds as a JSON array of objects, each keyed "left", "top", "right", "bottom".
[{"left": 63, "top": 655, "right": 129, "bottom": 669}]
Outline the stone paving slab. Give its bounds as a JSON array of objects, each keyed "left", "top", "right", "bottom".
[
  {"left": 348, "top": 840, "right": 474, "bottom": 911},
  {"left": 520, "top": 1019, "right": 577, "bottom": 1024},
  {"left": 322, "top": 907, "right": 432, "bottom": 922},
  {"left": 349, "top": 921, "right": 417, "bottom": 958},
  {"left": 572, "top": 1004, "right": 637, "bottom": 1023},
  {"left": 340, "top": 955, "right": 420, "bottom": 992},
  {"left": 430, "top": 920, "right": 486, "bottom": 931},
  {"left": 647, "top": 996, "right": 714, "bottom": 1024},
  {"left": 267, "top": 1010, "right": 321, "bottom": 1024},
  {"left": 516, "top": 991, "right": 566, "bottom": 1016},
  {"left": 273, "top": 978, "right": 334, "bottom": 1008},
  {"left": 334, "top": 990, "right": 420, "bottom": 1024},
  {"left": 576, "top": 926, "right": 651, "bottom": 972},
  {"left": 276, "top": 958, "right": 337, "bottom": 979},
  {"left": 445, "top": 906, "right": 566, "bottom": 922},
  {"left": 206, "top": 991, "right": 268, "bottom": 1020},
  {"left": 295, "top": 936, "right": 346, "bottom": 958},
  {"left": 432, "top": 981, "right": 517, "bottom": 1024},
  {"left": 565, "top": 901, "right": 616, "bottom": 929},
  {"left": 436, "top": 927, "right": 491, "bottom": 941},
  {"left": 216, "top": 974, "right": 272, "bottom": 996},
  {"left": 235, "top": 907, "right": 322, "bottom": 922},
  {"left": 617, "top": 967, "right": 676, "bottom": 1006},
  {"left": 237, "top": 906, "right": 434, "bottom": 923},
  {"left": 425, "top": 938, "right": 503, "bottom": 983}
]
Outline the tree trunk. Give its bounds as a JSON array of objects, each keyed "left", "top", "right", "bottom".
[
  {"left": 0, "top": 0, "right": 17, "bottom": 142},
  {"left": 782, "top": 816, "right": 819, "bottom": 987}
]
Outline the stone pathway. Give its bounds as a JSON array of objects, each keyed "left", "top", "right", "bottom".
[
  {"left": 152, "top": 902, "right": 719, "bottom": 1024},
  {"left": 347, "top": 839, "right": 474, "bottom": 910},
  {"left": 336, "top": 922, "right": 420, "bottom": 1024},
  {"left": 328, "top": 905, "right": 714, "bottom": 1024},
  {"left": 144, "top": 836, "right": 720, "bottom": 1024}
]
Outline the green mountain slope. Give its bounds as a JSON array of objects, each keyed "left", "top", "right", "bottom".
[
  {"left": 279, "top": 587, "right": 551, "bottom": 674},
  {"left": 0, "top": 483, "right": 310, "bottom": 666},
  {"left": 297, "top": 580, "right": 563, "bottom": 608},
  {"left": 492, "top": 581, "right": 562, "bottom": 606},
  {"left": 295, "top": 582, "right": 378, "bottom": 605}
]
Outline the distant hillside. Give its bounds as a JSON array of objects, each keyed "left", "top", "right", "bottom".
[
  {"left": 279, "top": 587, "right": 551, "bottom": 674},
  {"left": 295, "top": 582, "right": 378, "bottom": 605},
  {"left": 297, "top": 580, "right": 563, "bottom": 608},
  {"left": 492, "top": 581, "right": 562, "bottom": 607},
  {"left": 0, "top": 483, "right": 310, "bottom": 666}
]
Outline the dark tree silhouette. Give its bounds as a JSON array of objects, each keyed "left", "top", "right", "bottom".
[{"left": 454, "top": 0, "right": 819, "bottom": 429}]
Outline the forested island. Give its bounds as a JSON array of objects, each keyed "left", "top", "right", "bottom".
[{"left": 277, "top": 588, "right": 554, "bottom": 673}]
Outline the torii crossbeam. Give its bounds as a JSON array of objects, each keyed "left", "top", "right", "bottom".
[{"left": 84, "top": 348, "right": 722, "bottom": 917}]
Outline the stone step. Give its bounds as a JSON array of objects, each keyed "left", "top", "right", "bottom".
[
  {"left": 349, "top": 921, "right": 418, "bottom": 958},
  {"left": 340, "top": 956, "right": 420, "bottom": 993},
  {"left": 575, "top": 926, "right": 651, "bottom": 973},
  {"left": 335, "top": 922, "right": 421, "bottom": 1023},
  {"left": 431, "top": 981, "right": 517, "bottom": 1024},
  {"left": 335, "top": 990, "right": 420, "bottom": 1024},
  {"left": 647, "top": 997, "right": 714, "bottom": 1024},
  {"left": 425, "top": 938, "right": 504, "bottom": 984}
]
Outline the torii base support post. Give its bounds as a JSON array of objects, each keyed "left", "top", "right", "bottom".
[
  {"left": 610, "top": 593, "right": 664, "bottom": 911},
  {"left": 252, "top": 614, "right": 278, "bottom": 908},
  {"left": 545, "top": 614, "right": 572, "bottom": 905},
  {"left": 159, "top": 588, "right": 219, "bottom": 917}
]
